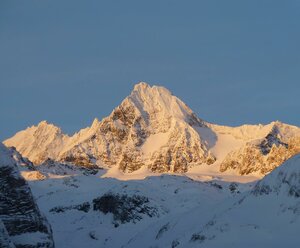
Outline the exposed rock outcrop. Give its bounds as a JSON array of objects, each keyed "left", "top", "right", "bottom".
[
  {"left": 93, "top": 193, "right": 159, "bottom": 224},
  {"left": 220, "top": 123, "right": 300, "bottom": 175}
]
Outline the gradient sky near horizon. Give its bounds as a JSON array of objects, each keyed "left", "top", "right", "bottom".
[{"left": 1, "top": 0, "right": 300, "bottom": 140}]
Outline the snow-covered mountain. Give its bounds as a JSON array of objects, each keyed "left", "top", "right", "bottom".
[
  {"left": 3, "top": 82, "right": 300, "bottom": 247},
  {"left": 4, "top": 82, "right": 300, "bottom": 178},
  {"left": 0, "top": 143, "right": 54, "bottom": 248}
]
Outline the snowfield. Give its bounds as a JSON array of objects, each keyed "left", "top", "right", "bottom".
[{"left": 26, "top": 168, "right": 233, "bottom": 248}]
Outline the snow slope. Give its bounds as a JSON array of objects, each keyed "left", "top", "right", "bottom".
[
  {"left": 22, "top": 153, "right": 300, "bottom": 248},
  {"left": 125, "top": 154, "right": 300, "bottom": 248},
  {"left": 26, "top": 168, "right": 239, "bottom": 248}
]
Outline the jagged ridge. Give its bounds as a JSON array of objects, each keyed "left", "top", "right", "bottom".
[{"left": 4, "top": 82, "right": 300, "bottom": 176}]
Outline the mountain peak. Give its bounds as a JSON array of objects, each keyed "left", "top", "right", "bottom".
[
  {"left": 37, "top": 120, "right": 59, "bottom": 130},
  {"left": 133, "top": 82, "right": 150, "bottom": 91},
  {"left": 132, "top": 82, "right": 172, "bottom": 98},
  {"left": 127, "top": 82, "right": 195, "bottom": 123},
  {"left": 38, "top": 120, "right": 49, "bottom": 126},
  {"left": 91, "top": 118, "right": 100, "bottom": 129}
]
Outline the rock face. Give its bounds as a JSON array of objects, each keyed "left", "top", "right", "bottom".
[
  {"left": 4, "top": 82, "right": 300, "bottom": 176},
  {"left": 219, "top": 123, "right": 300, "bottom": 175},
  {"left": 0, "top": 143, "right": 54, "bottom": 248}
]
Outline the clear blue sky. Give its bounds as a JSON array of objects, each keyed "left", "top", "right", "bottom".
[{"left": 1, "top": 0, "right": 300, "bottom": 140}]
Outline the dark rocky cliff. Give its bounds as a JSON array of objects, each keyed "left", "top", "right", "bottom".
[{"left": 0, "top": 143, "right": 54, "bottom": 248}]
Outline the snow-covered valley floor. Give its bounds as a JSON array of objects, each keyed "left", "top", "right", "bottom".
[
  {"left": 24, "top": 154, "right": 300, "bottom": 248},
  {"left": 26, "top": 170, "right": 254, "bottom": 248}
]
